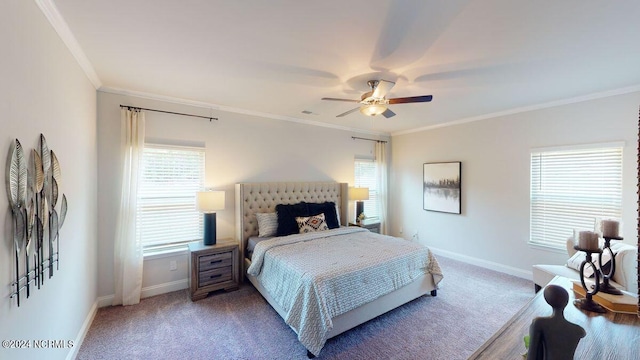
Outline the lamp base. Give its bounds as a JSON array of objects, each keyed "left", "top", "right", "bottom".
[
  {"left": 203, "top": 213, "right": 217, "bottom": 246},
  {"left": 356, "top": 201, "right": 364, "bottom": 221}
]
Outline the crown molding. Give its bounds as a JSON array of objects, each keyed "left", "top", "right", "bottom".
[
  {"left": 35, "top": 0, "right": 383, "bottom": 136},
  {"left": 392, "top": 84, "right": 640, "bottom": 136},
  {"left": 99, "top": 86, "right": 389, "bottom": 137},
  {"left": 35, "top": 0, "right": 102, "bottom": 89}
]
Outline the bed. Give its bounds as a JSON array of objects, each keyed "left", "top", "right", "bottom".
[{"left": 235, "top": 182, "right": 443, "bottom": 357}]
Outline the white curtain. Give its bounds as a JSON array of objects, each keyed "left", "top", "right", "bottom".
[
  {"left": 113, "top": 109, "right": 145, "bottom": 306},
  {"left": 375, "top": 141, "right": 388, "bottom": 234}
]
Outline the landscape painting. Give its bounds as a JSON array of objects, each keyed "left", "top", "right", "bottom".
[{"left": 423, "top": 162, "right": 461, "bottom": 214}]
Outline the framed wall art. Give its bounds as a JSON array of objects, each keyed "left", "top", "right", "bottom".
[{"left": 423, "top": 161, "right": 461, "bottom": 214}]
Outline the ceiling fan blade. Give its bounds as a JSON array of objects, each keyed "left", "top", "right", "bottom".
[
  {"left": 321, "top": 97, "right": 360, "bottom": 103},
  {"left": 387, "top": 95, "right": 433, "bottom": 104},
  {"left": 372, "top": 80, "right": 395, "bottom": 99},
  {"left": 336, "top": 107, "right": 360, "bottom": 117},
  {"left": 381, "top": 108, "right": 396, "bottom": 118}
]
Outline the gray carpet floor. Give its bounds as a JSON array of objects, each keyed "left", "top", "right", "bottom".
[{"left": 78, "top": 256, "right": 534, "bottom": 360}]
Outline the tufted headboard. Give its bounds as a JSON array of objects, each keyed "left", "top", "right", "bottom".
[{"left": 235, "top": 182, "right": 349, "bottom": 270}]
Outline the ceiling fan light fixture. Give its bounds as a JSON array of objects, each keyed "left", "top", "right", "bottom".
[
  {"left": 360, "top": 104, "right": 387, "bottom": 116},
  {"left": 322, "top": 79, "right": 432, "bottom": 118}
]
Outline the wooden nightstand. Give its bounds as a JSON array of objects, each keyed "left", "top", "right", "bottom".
[
  {"left": 349, "top": 220, "right": 381, "bottom": 234},
  {"left": 188, "top": 239, "right": 239, "bottom": 301}
]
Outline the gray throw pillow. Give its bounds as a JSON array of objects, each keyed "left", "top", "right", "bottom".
[{"left": 256, "top": 212, "right": 278, "bottom": 237}]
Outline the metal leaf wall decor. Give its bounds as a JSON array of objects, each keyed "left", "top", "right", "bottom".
[
  {"left": 6, "top": 134, "right": 68, "bottom": 306},
  {"left": 32, "top": 149, "right": 44, "bottom": 193},
  {"left": 59, "top": 194, "right": 67, "bottom": 228},
  {"left": 6, "top": 139, "right": 27, "bottom": 211}
]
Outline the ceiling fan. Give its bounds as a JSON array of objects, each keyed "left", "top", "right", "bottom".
[{"left": 321, "top": 80, "right": 432, "bottom": 118}]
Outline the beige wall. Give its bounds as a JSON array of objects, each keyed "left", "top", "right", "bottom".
[
  {"left": 390, "top": 92, "right": 639, "bottom": 277},
  {"left": 96, "top": 90, "right": 387, "bottom": 299},
  {"left": 0, "top": 1, "right": 98, "bottom": 359}
]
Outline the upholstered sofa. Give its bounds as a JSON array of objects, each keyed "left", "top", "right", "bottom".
[{"left": 532, "top": 238, "right": 638, "bottom": 294}]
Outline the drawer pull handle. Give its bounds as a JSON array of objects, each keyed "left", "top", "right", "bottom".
[
  {"left": 210, "top": 274, "right": 222, "bottom": 279},
  {"left": 210, "top": 260, "right": 222, "bottom": 265}
]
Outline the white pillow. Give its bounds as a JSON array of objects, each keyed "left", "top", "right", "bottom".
[
  {"left": 335, "top": 205, "right": 341, "bottom": 226},
  {"left": 566, "top": 250, "right": 612, "bottom": 278},
  {"left": 255, "top": 212, "right": 278, "bottom": 237}
]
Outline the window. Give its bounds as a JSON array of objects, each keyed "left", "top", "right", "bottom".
[
  {"left": 354, "top": 158, "right": 379, "bottom": 221},
  {"left": 137, "top": 144, "right": 205, "bottom": 253},
  {"left": 529, "top": 143, "right": 623, "bottom": 250}
]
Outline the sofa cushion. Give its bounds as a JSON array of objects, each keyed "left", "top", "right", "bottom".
[
  {"left": 566, "top": 251, "right": 612, "bottom": 277},
  {"left": 610, "top": 243, "right": 638, "bottom": 294},
  {"left": 533, "top": 264, "right": 582, "bottom": 286}
]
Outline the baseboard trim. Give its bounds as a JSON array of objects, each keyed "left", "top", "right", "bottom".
[
  {"left": 96, "top": 278, "right": 189, "bottom": 308},
  {"left": 141, "top": 278, "right": 188, "bottom": 299},
  {"left": 429, "top": 246, "right": 533, "bottom": 280},
  {"left": 66, "top": 300, "right": 98, "bottom": 360},
  {"left": 96, "top": 294, "right": 114, "bottom": 308}
]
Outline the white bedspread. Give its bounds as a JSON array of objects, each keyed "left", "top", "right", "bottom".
[{"left": 247, "top": 227, "right": 443, "bottom": 355}]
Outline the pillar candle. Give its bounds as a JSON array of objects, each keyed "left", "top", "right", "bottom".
[
  {"left": 601, "top": 220, "right": 619, "bottom": 238},
  {"left": 578, "top": 231, "right": 599, "bottom": 250}
]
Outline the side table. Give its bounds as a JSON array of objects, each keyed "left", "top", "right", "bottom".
[
  {"left": 349, "top": 220, "right": 381, "bottom": 234},
  {"left": 188, "top": 239, "right": 239, "bottom": 301}
]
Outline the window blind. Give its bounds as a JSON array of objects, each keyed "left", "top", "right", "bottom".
[
  {"left": 530, "top": 144, "right": 623, "bottom": 250},
  {"left": 354, "top": 159, "right": 379, "bottom": 220},
  {"left": 137, "top": 144, "right": 205, "bottom": 250}
]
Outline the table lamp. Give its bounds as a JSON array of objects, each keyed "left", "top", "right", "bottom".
[
  {"left": 196, "top": 190, "right": 225, "bottom": 245},
  {"left": 349, "top": 187, "right": 369, "bottom": 223}
]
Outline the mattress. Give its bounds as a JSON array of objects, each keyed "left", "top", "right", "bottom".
[{"left": 246, "top": 236, "right": 273, "bottom": 259}]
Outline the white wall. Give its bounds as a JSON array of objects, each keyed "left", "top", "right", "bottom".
[
  {"left": 0, "top": 1, "right": 98, "bottom": 360},
  {"left": 390, "top": 92, "right": 639, "bottom": 277},
  {"left": 96, "top": 90, "right": 385, "bottom": 299}
]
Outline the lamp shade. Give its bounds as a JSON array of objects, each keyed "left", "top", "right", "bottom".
[
  {"left": 349, "top": 187, "right": 369, "bottom": 201},
  {"left": 196, "top": 191, "right": 225, "bottom": 213},
  {"left": 360, "top": 104, "right": 387, "bottom": 116}
]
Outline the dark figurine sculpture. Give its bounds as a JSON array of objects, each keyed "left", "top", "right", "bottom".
[{"left": 527, "top": 285, "right": 586, "bottom": 360}]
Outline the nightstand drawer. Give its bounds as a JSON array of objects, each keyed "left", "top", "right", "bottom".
[
  {"left": 199, "top": 266, "right": 233, "bottom": 286},
  {"left": 199, "top": 251, "right": 233, "bottom": 271}
]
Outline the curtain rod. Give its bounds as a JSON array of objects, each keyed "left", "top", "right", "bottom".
[
  {"left": 351, "top": 136, "right": 388, "bottom": 144},
  {"left": 119, "top": 105, "right": 218, "bottom": 121}
]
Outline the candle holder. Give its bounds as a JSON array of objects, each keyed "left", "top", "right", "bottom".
[
  {"left": 598, "top": 236, "right": 624, "bottom": 295},
  {"left": 573, "top": 246, "right": 607, "bottom": 313}
]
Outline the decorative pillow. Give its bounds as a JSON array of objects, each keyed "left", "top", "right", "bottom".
[
  {"left": 296, "top": 213, "right": 329, "bottom": 233},
  {"left": 276, "top": 202, "right": 311, "bottom": 236},
  {"left": 255, "top": 212, "right": 278, "bottom": 237},
  {"left": 566, "top": 250, "right": 613, "bottom": 278},
  {"left": 307, "top": 201, "right": 339, "bottom": 229},
  {"left": 275, "top": 201, "right": 340, "bottom": 236}
]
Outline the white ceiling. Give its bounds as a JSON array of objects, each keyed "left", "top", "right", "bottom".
[{"left": 50, "top": 0, "right": 640, "bottom": 135}]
